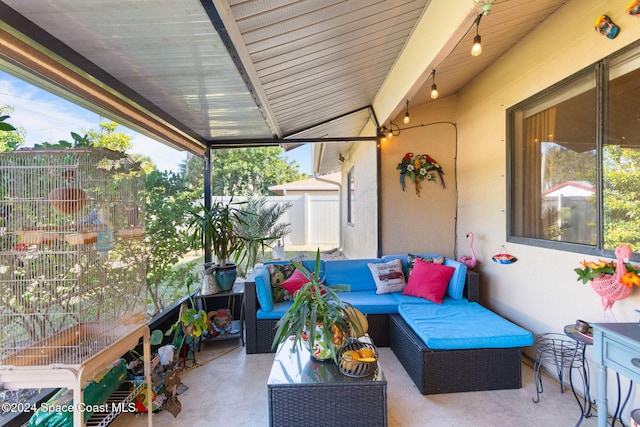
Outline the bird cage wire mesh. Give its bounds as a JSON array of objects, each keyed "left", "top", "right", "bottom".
[{"left": 0, "top": 148, "right": 146, "bottom": 366}]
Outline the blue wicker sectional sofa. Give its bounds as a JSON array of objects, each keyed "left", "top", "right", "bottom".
[{"left": 244, "top": 254, "right": 534, "bottom": 394}]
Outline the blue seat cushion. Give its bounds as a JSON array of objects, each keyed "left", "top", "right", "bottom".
[
  {"left": 398, "top": 302, "right": 534, "bottom": 350},
  {"left": 339, "top": 291, "right": 400, "bottom": 314},
  {"left": 257, "top": 300, "right": 294, "bottom": 320},
  {"left": 393, "top": 294, "right": 462, "bottom": 305}
]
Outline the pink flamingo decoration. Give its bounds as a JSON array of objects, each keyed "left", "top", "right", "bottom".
[
  {"left": 590, "top": 244, "right": 633, "bottom": 313},
  {"left": 458, "top": 232, "right": 477, "bottom": 269}
]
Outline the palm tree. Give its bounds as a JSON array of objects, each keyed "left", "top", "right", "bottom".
[{"left": 234, "top": 194, "right": 292, "bottom": 275}]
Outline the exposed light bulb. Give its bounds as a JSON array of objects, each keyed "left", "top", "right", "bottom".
[
  {"left": 387, "top": 128, "right": 393, "bottom": 139},
  {"left": 403, "top": 100, "right": 410, "bottom": 124},
  {"left": 471, "top": 34, "right": 482, "bottom": 56},
  {"left": 430, "top": 84, "right": 439, "bottom": 99},
  {"left": 379, "top": 128, "right": 387, "bottom": 143}
]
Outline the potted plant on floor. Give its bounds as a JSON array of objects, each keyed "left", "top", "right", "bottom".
[
  {"left": 271, "top": 249, "right": 366, "bottom": 362},
  {"left": 187, "top": 198, "right": 248, "bottom": 291}
]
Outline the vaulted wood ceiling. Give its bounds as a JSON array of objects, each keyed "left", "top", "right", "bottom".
[{"left": 0, "top": 0, "right": 569, "bottom": 172}]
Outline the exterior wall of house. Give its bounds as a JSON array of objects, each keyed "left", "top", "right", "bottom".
[
  {"left": 340, "top": 134, "right": 379, "bottom": 259},
  {"left": 449, "top": 0, "right": 640, "bottom": 417},
  {"left": 380, "top": 96, "right": 458, "bottom": 257},
  {"left": 453, "top": 0, "right": 640, "bottom": 332}
]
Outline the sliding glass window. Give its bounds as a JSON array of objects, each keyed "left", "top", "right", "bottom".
[{"left": 508, "top": 44, "right": 640, "bottom": 255}]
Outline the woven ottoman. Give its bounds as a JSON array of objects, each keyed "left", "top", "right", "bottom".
[{"left": 390, "top": 302, "right": 534, "bottom": 394}]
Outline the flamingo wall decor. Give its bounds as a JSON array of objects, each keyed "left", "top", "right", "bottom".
[{"left": 458, "top": 232, "right": 477, "bottom": 269}]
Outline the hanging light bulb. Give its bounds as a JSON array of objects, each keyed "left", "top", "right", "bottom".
[
  {"left": 403, "top": 100, "right": 410, "bottom": 124},
  {"left": 430, "top": 69, "right": 438, "bottom": 99},
  {"left": 471, "top": 34, "right": 482, "bottom": 56},
  {"left": 387, "top": 121, "right": 394, "bottom": 139},
  {"left": 379, "top": 128, "right": 387, "bottom": 143},
  {"left": 471, "top": 14, "right": 483, "bottom": 56}
]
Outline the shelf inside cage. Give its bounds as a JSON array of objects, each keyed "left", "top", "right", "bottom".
[
  {"left": 1, "top": 320, "right": 146, "bottom": 367},
  {"left": 18, "top": 230, "right": 60, "bottom": 245},
  {"left": 116, "top": 227, "right": 144, "bottom": 239},
  {"left": 64, "top": 230, "right": 99, "bottom": 245}
]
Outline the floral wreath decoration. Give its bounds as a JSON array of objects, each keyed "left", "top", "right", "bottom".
[{"left": 397, "top": 153, "right": 445, "bottom": 196}]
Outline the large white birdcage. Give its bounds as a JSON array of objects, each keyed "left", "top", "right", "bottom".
[{"left": 0, "top": 147, "right": 147, "bottom": 366}]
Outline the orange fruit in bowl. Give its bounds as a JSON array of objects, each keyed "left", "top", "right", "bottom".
[
  {"left": 342, "top": 350, "right": 360, "bottom": 361},
  {"left": 358, "top": 347, "right": 375, "bottom": 359}
]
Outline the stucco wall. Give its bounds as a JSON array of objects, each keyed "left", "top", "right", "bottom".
[
  {"left": 450, "top": 0, "right": 640, "bottom": 417},
  {"left": 381, "top": 96, "right": 458, "bottom": 257},
  {"left": 341, "top": 133, "right": 379, "bottom": 259}
]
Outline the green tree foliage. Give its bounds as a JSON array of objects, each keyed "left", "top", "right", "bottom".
[
  {"left": 543, "top": 144, "right": 595, "bottom": 189},
  {"left": 234, "top": 194, "right": 292, "bottom": 275},
  {"left": 144, "top": 170, "right": 200, "bottom": 314},
  {"left": 0, "top": 106, "right": 25, "bottom": 151},
  {"left": 603, "top": 145, "right": 640, "bottom": 251},
  {"left": 129, "top": 152, "right": 157, "bottom": 175},
  {"left": 209, "top": 147, "right": 307, "bottom": 195},
  {"left": 180, "top": 154, "right": 204, "bottom": 190},
  {"left": 86, "top": 120, "right": 133, "bottom": 152}
]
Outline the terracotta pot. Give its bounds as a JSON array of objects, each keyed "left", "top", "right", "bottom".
[{"left": 48, "top": 187, "right": 87, "bottom": 214}]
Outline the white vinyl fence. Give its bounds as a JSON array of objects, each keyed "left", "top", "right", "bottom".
[{"left": 218, "top": 194, "right": 339, "bottom": 250}]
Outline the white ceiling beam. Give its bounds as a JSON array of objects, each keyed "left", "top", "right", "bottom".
[{"left": 372, "top": 0, "right": 476, "bottom": 125}]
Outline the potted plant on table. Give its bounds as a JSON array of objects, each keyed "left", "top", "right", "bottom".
[
  {"left": 271, "top": 250, "right": 367, "bottom": 362},
  {"left": 187, "top": 198, "right": 248, "bottom": 291}
]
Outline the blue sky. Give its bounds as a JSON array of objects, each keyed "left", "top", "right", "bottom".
[{"left": 0, "top": 71, "right": 312, "bottom": 174}]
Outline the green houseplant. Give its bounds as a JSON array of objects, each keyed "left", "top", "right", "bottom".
[
  {"left": 233, "top": 194, "right": 292, "bottom": 275},
  {"left": 271, "top": 250, "right": 366, "bottom": 362},
  {"left": 187, "top": 198, "right": 248, "bottom": 291}
]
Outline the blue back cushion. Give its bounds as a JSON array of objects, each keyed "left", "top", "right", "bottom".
[
  {"left": 254, "top": 266, "right": 273, "bottom": 311},
  {"left": 443, "top": 258, "right": 467, "bottom": 300},
  {"left": 254, "top": 260, "right": 326, "bottom": 312},
  {"left": 324, "top": 259, "right": 382, "bottom": 291},
  {"left": 382, "top": 254, "right": 466, "bottom": 300}
]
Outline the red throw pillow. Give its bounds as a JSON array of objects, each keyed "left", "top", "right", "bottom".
[
  {"left": 280, "top": 269, "right": 311, "bottom": 295},
  {"left": 402, "top": 258, "right": 455, "bottom": 304}
]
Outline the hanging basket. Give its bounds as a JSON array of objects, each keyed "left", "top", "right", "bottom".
[
  {"left": 590, "top": 274, "right": 632, "bottom": 311},
  {"left": 589, "top": 244, "right": 634, "bottom": 311}
]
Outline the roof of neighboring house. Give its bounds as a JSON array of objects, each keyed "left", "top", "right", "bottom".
[
  {"left": 543, "top": 181, "right": 595, "bottom": 197},
  {"left": 269, "top": 172, "right": 341, "bottom": 194}
]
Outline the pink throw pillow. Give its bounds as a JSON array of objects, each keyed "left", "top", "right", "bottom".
[
  {"left": 280, "top": 269, "right": 311, "bottom": 295},
  {"left": 402, "top": 258, "right": 455, "bottom": 304}
]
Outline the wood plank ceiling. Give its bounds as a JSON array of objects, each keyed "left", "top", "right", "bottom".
[{"left": 0, "top": 0, "right": 569, "bottom": 171}]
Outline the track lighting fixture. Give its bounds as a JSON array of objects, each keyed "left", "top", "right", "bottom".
[
  {"left": 430, "top": 69, "right": 438, "bottom": 99},
  {"left": 471, "top": 14, "right": 483, "bottom": 56},
  {"left": 403, "top": 100, "right": 410, "bottom": 124}
]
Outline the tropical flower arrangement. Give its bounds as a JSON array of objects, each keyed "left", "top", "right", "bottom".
[
  {"left": 574, "top": 258, "right": 640, "bottom": 287},
  {"left": 397, "top": 152, "right": 445, "bottom": 196}
]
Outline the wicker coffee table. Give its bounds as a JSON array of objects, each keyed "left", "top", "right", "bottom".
[{"left": 267, "top": 337, "right": 387, "bottom": 427}]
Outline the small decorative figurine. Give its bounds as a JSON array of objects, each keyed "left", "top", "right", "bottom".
[
  {"left": 595, "top": 15, "right": 620, "bottom": 39},
  {"left": 627, "top": 0, "right": 640, "bottom": 17}
]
